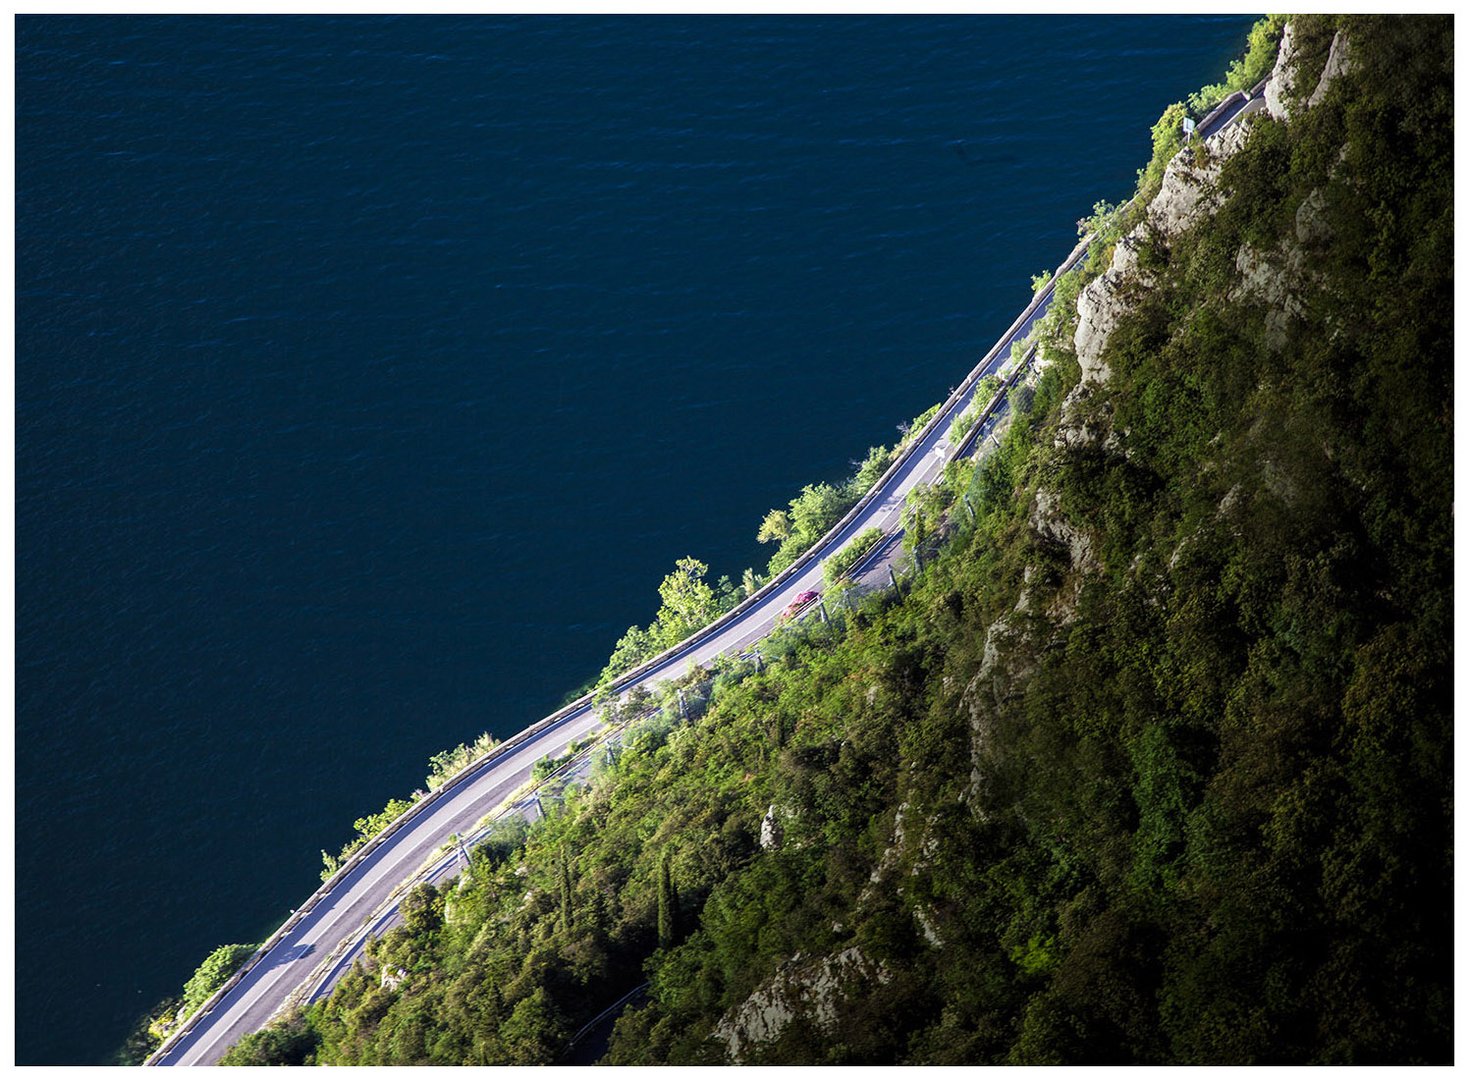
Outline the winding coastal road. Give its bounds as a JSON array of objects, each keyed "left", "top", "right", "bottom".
[{"left": 150, "top": 85, "right": 1263, "bottom": 1067}]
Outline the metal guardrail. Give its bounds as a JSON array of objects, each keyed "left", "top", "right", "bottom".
[
  {"left": 147, "top": 233, "right": 1094, "bottom": 1066},
  {"left": 290, "top": 330, "right": 1054, "bottom": 1017},
  {"left": 151, "top": 69, "right": 1282, "bottom": 1060},
  {"left": 1198, "top": 88, "right": 1250, "bottom": 135},
  {"left": 950, "top": 342, "right": 1038, "bottom": 461},
  {"left": 294, "top": 704, "right": 659, "bottom": 1007}
]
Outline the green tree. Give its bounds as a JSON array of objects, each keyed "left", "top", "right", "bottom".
[
  {"left": 559, "top": 848, "right": 575, "bottom": 932},
  {"left": 757, "top": 508, "right": 792, "bottom": 544},
  {"left": 601, "top": 623, "right": 654, "bottom": 684},
  {"left": 400, "top": 882, "right": 442, "bottom": 937},
  {"left": 182, "top": 943, "right": 257, "bottom": 1017},
  {"left": 652, "top": 557, "right": 718, "bottom": 649},
  {"left": 218, "top": 1012, "right": 318, "bottom": 1065},
  {"left": 499, "top": 988, "right": 563, "bottom": 1064},
  {"left": 1136, "top": 100, "right": 1188, "bottom": 201},
  {"left": 789, "top": 483, "right": 845, "bottom": 543},
  {"left": 657, "top": 849, "right": 677, "bottom": 949}
]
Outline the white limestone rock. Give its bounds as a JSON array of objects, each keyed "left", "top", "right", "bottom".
[
  {"left": 915, "top": 907, "right": 944, "bottom": 948},
  {"left": 1307, "top": 31, "right": 1352, "bottom": 109},
  {"left": 1030, "top": 487, "right": 1098, "bottom": 574},
  {"left": 1072, "top": 113, "right": 1253, "bottom": 385},
  {"left": 1072, "top": 243, "right": 1135, "bottom": 385},
  {"left": 1233, "top": 239, "right": 1311, "bottom": 350},
  {"left": 1264, "top": 20, "right": 1300, "bottom": 121},
  {"left": 713, "top": 947, "right": 889, "bottom": 1063},
  {"left": 759, "top": 804, "right": 783, "bottom": 851},
  {"left": 1295, "top": 187, "right": 1331, "bottom": 247},
  {"left": 1148, "top": 118, "right": 1254, "bottom": 240},
  {"left": 1267, "top": 21, "right": 1351, "bottom": 120}
]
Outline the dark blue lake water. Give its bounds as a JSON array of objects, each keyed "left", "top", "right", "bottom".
[{"left": 16, "top": 15, "right": 1256, "bottom": 1063}]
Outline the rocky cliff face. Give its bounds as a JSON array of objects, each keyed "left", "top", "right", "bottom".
[
  {"left": 1072, "top": 19, "right": 1350, "bottom": 387},
  {"left": 1266, "top": 20, "right": 1353, "bottom": 120},
  {"left": 712, "top": 945, "right": 890, "bottom": 1062},
  {"left": 1074, "top": 105, "right": 1250, "bottom": 385},
  {"left": 1046, "top": 17, "right": 1347, "bottom": 586},
  {"left": 1263, "top": 20, "right": 1301, "bottom": 121}
]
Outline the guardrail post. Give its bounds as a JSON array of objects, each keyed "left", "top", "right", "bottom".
[
  {"left": 149, "top": 207, "right": 1114, "bottom": 1069},
  {"left": 455, "top": 833, "right": 472, "bottom": 877}
]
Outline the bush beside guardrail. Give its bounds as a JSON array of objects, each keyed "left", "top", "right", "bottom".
[{"left": 149, "top": 226, "right": 1098, "bottom": 1067}]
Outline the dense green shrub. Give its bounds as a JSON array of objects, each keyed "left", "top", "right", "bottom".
[
  {"left": 182, "top": 943, "right": 257, "bottom": 1018},
  {"left": 225, "top": 15, "right": 1450, "bottom": 1066},
  {"left": 823, "top": 527, "right": 885, "bottom": 587}
]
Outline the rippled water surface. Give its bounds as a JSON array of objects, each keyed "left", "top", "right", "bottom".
[{"left": 16, "top": 14, "right": 1255, "bottom": 1063}]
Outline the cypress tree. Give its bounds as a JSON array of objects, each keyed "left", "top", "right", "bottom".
[
  {"left": 656, "top": 849, "right": 675, "bottom": 948},
  {"left": 559, "top": 848, "right": 574, "bottom": 932}
]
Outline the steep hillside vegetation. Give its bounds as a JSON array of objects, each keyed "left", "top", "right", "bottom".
[{"left": 223, "top": 15, "right": 1451, "bottom": 1065}]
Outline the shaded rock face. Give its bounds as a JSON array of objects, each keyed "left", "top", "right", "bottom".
[
  {"left": 1074, "top": 21, "right": 1346, "bottom": 386},
  {"left": 1233, "top": 241, "right": 1309, "bottom": 350},
  {"left": 712, "top": 946, "right": 889, "bottom": 1063},
  {"left": 1030, "top": 487, "right": 1098, "bottom": 574},
  {"left": 1072, "top": 235, "right": 1145, "bottom": 386},
  {"left": 1073, "top": 117, "right": 1252, "bottom": 386},
  {"left": 1231, "top": 183, "right": 1340, "bottom": 350},
  {"left": 1229, "top": 26, "right": 1350, "bottom": 350},
  {"left": 963, "top": 659, "right": 1000, "bottom": 813},
  {"left": 1295, "top": 187, "right": 1331, "bottom": 247},
  {"left": 1267, "top": 22, "right": 1352, "bottom": 119}
]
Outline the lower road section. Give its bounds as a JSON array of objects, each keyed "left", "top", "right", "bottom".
[
  {"left": 152, "top": 80, "right": 1268, "bottom": 1067},
  {"left": 153, "top": 263, "right": 1052, "bottom": 1064}
]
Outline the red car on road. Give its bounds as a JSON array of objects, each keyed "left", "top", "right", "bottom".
[{"left": 781, "top": 589, "right": 820, "bottom": 620}]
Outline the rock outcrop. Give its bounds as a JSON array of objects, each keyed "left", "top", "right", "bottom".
[
  {"left": 759, "top": 804, "right": 783, "bottom": 851},
  {"left": 1307, "top": 31, "right": 1352, "bottom": 109},
  {"left": 1072, "top": 234, "right": 1144, "bottom": 386},
  {"left": 1072, "top": 116, "right": 1255, "bottom": 386},
  {"left": 1267, "top": 21, "right": 1352, "bottom": 119},
  {"left": 713, "top": 946, "right": 890, "bottom": 1063},
  {"left": 1073, "top": 20, "right": 1348, "bottom": 386},
  {"left": 1232, "top": 241, "right": 1308, "bottom": 350},
  {"left": 1030, "top": 487, "right": 1098, "bottom": 573},
  {"left": 1264, "top": 20, "right": 1301, "bottom": 121},
  {"left": 1146, "top": 117, "right": 1254, "bottom": 240}
]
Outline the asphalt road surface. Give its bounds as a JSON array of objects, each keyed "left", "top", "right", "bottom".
[
  {"left": 152, "top": 86, "right": 1265, "bottom": 1066},
  {"left": 153, "top": 262, "right": 1055, "bottom": 1067}
]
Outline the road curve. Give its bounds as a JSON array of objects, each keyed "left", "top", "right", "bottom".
[
  {"left": 151, "top": 86, "right": 1263, "bottom": 1067},
  {"left": 151, "top": 256, "right": 1065, "bottom": 1067}
]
